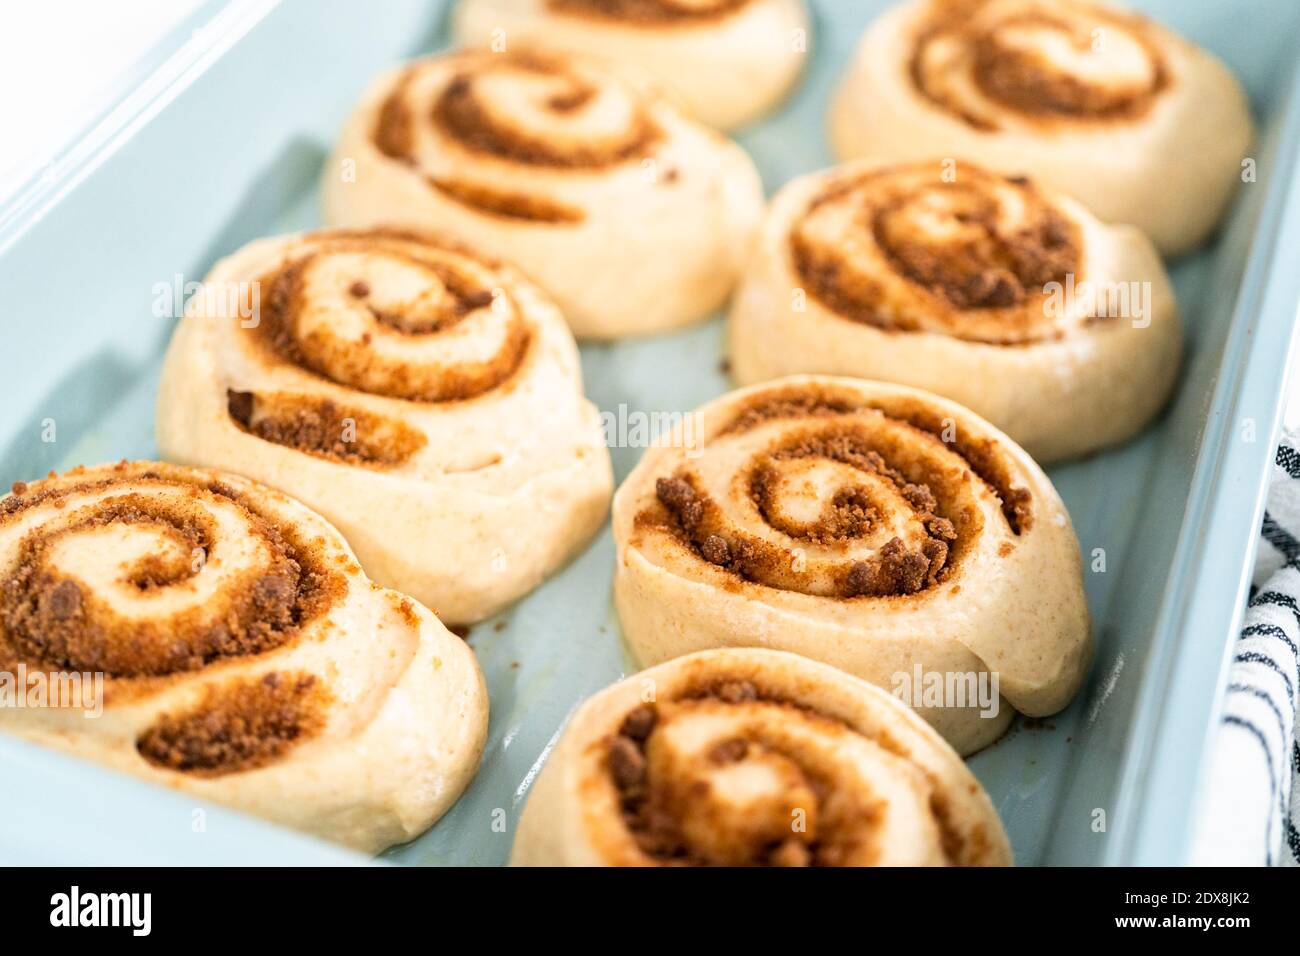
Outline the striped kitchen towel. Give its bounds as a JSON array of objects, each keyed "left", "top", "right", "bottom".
[{"left": 1192, "top": 432, "right": 1300, "bottom": 865}]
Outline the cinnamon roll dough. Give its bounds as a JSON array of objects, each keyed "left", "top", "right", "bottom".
[
  {"left": 0, "top": 461, "right": 488, "bottom": 853},
  {"left": 321, "top": 49, "right": 765, "bottom": 338},
  {"left": 452, "top": 0, "right": 810, "bottom": 131},
  {"left": 511, "top": 648, "right": 1012, "bottom": 865},
  {"left": 829, "top": 0, "right": 1254, "bottom": 256},
  {"left": 613, "top": 376, "right": 1091, "bottom": 755},
  {"left": 729, "top": 161, "right": 1182, "bottom": 463},
  {"left": 157, "top": 228, "right": 612, "bottom": 625}
]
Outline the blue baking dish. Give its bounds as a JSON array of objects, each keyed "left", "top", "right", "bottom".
[{"left": 1, "top": 0, "right": 1298, "bottom": 866}]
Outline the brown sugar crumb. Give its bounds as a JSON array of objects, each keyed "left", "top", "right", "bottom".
[
  {"left": 620, "top": 704, "right": 657, "bottom": 741},
  {"left": 136, "top": 671, "right": 329, "bottom": 776},
  {"left": 391, "top": 594, "right": 421, "bottom": 628},
  {"left": 708, "top": 738, "right": 749, "bottom": 764},
  {"left": 655, "top": 476, "right": 704, "bottom": 527},
  {"left": 608, "top": 735, "right": 646, "bottom": 789},
  {"left": 47, "top": 579, "right": 82, "bottom": 619},
  {"left": 844, "top": 537, "right": 933, "bottom": 597},
  {"left": 10, "top": 481, "right": 27, "bottom": 496},
  {"left": 348, "top": 280, "right": 370, "bottom": 298},
  {"left": 700, "top": 534, "right": 731, "bottom": 565}
]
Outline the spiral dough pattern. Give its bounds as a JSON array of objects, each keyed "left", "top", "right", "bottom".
[
  {"left": 322, "top": 49, "right": 764, "bottom": 337},
  {"left": 829, "top": 0, "right": 1254, "bottom": 256},
  {"left": 0, "top": 461, "right": 488, "bottom": 852},
  {"left": 451, "top": 0, "right": 811, "bottom": 131},
  {"left": 510, "top": 648, "right": 1013, "bottom": 866},
  {"left": 729, "top": 161, "right": 1181, "bottom": 463},
  {"left": 157, "top": 228, "right": 612, "bottom": 625},
  {"left": 908, "top": 0, "right": 1168, "bottom": 131},
  {"left": 613, "top": 376, "right": 1091, "bottom": 755}
]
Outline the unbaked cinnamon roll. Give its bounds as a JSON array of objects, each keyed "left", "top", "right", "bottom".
[
  {"left": 0, "top": 461, "right": 488, "bottom": 853},
  {"left": 322, "top": 49, "right": 764, "bottom": 338},
  {"left": 829, "top": 0, "right": 1254, "bottom": 256},
  {"left": 728, "top": 160, "right": 1181, "bottom": 463},
  {"left": 156, "top": 228, "right": 612, "bottom": 625},
  {"left": 452, "top": 0, "right": 811, "bottom": 131},
  {"left": 612, "top": 376, "right": 1091, "bottom": 755},
  {"left": 511, "top": 648, "right": 1012, "bottom": 865}
]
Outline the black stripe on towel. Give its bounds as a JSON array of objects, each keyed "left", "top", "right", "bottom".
[
  {"left": 1262, "top": 513, "right": 1300, "bottom": 562},
  {"left": 1241, "top": 620, "right": 1300, "bottom": 659},
  {"left": 1276, "top": 443, "right": 1300, "bottom": 479},
  {"left": 1227, "top": 682, "right": 1289, "bottom": 745},
  {"left": 1233, "top": 651, "right": 1295, "bottom": 704},
  {"left": 1251, "top": 590, "right": 1300, "bottom": 630}
]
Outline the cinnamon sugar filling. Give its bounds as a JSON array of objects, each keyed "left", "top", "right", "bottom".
[
  {"left": 136, "top": 671, "right": 330, "bottom": 775},
  {"left": 248, "top": 231, "right": 531, "bottom": 404},
  {"left": 791, "top": 169, "right": 1081, "bottom": 344},
  {"left": 227, "top": 390, "right": 426, "bottom": 467},
  {"left": 0, "top": 473, "right": 346, "bottom": 679},
  {"left": 909, "top": 2, "right": 1169, "bottom": 131},
  {"left": 718, "top": 387, "right": 1031, "bottom": 532},
  {"left": 427, "top": 178, "right": 584, "bottom": 224},
  {"left": 641, "top": 386, "right": 1031, "bottom": 598},
  {"left": 604, "top": 679, "right": 970, "bottom": 867},
  {"left": 373, "top": 53, "right": 662, "bottom": 221}
]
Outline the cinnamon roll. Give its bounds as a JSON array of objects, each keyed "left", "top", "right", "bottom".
[
  {"left": 0, "top": 461, "right": 488, "bottom": 853},
  {"left": 829, "top": 0, "right": 1254, "bottom": 256},
  {"left": 451, "top": 0, "right": 811, "bottom": 131},
  {"left": 511, "top": 648, "right": 1012, "bottom": 865},
  {"left": 728, "top": 160, "right": 1181, "bottom": 462},
  {"left": 156, "top": 228, "right": 612, "bottom": 625},
  {"left": 321, "top": 49, "right": 765, "bottom": 338},
  {"left": 612, "top": 376, "right": 1091, "bottom": 755}
]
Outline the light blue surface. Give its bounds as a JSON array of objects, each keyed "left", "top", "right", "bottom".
[{"left": 0, "top": 0, "right": 1297, "bottom": 866}]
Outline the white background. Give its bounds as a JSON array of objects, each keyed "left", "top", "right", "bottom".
[{"left": 0, "top": 1, "right": 202, "bottom": 205}]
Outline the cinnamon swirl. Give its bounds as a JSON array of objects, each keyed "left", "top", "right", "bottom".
[
  {"left": 728, "top": 160, "right": 1181, "bottom": 462},
  {"left": 511, "top": 648, "right": 1012, "bottom": 865},
  {"left": 156, "top": 228, "right": 612, "bottom": 625},
  {"left": 452, "top": 0, "right": 811, "bottom": 130},
  {"left": 0, "top": 461, "right": 488, "bottom": 853},
  {"left": 829, "top": 0, "right": 1254, "bottom": 255},
  {"left": 612, "top": 376, "right": 1091, "bottom": 755},
  {"left": 321, "top": 49, "right": 765, "bottom": 338}
]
